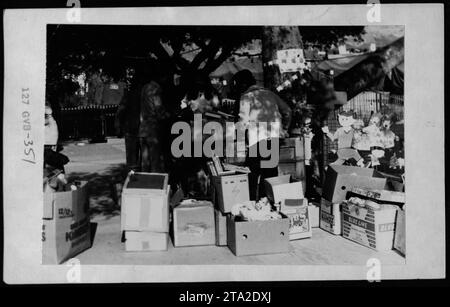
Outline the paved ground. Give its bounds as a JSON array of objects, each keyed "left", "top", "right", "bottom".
[
  {"left": 62, "top": 138, "right": 128, "bottom": 217},
  {"left": 62, "top": 138, "right": 405, "bottom": 265},
  {"left": 79, "top": 215, "right": 405, "bottom": 265}
]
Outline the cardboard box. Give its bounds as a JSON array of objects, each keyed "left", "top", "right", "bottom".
[
  {"left": 278, "top": 161, "right": 306, "bottom": 184},
  {"left": 227, "top": 214, "right": 290, "bottom": 256},
  {"left": 342, "top": 202, "right": 398, "bottom": 251},
  {"left": 308, "top": 203, "right": 320, "bottom": 228},
  {"left": 42, "top": 181, "right": 91, "bottom": 264},
  {"left": 393, "top": 208, "right": 405, "bottom": 256},
  {"left": 264, "top": 175, "right": 304, "bottom": 205},
  {"left": 215, "top": 208, "right": 228, "bottom": 246},
  {"left": 348, "top": 187, "right": 405, "bottom": 205},
  {"left": 279, "top": 137, "right": 305, "bottom": 162},
  {"left": 125, "top": 231, "right": 168, "bottom": 251},
  {"left": 281, "top": 199, "right": 312, "bottom": 240},
  {"left": 121, "top": 172, "right": 170, "bottom": 232},
  {"left": 322, "top": 165, "right": 387, "bottom": 203},
  {"left": 172, "top": 200, "right": 215, "bottom": 247},
  {"left": 280, "top": 198, "right": 308, "bottom": 212},
  {"left": 319, "top": 198, "right": 341, "bottom": 235},
  {"left": 213, "top": 173, "right": 250, "bottom": 213}
]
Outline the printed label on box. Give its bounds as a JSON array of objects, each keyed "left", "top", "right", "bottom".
[
  {"left": 287, "top": 207, "right": 309, "bottom": 234},
  {"left": 320, "top": 198, "right": 332, "bottom": 214},
  {"left": 341, "top": 204, "right": 397, "bottom": 251},
  {"left": 320, "top": 211, "right": 335, "bottom": 232},
  {"left": 343, "top": 214, "right": 375, "bottom": 232},
  {"left": 342, "top": 223, "right": 376, "bottom": 249}
]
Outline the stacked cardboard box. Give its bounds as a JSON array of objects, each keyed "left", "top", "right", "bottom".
[
  {"left": 211, "top": 169, "right": 250, "bottom": 246},
  {"left": 341, "top": 201, "right": 398, "bottom": 251},
  {"left": 121, "top": 172, "right": 170, "bottom": 252},
  {"left": 42, "top": 181, "right": 92, "bottom": 264},
  {"left": 206, "top": 155, "right": 251, "bottom": 247},
  {"left": 342, "top": 187, "right": 405, "bottom": 253},
  {"left": 213, "top": 173, "right": 250, "bottom": 213},
  {"left": 319, "top": 165, "right": 387, "bottom": 235},
  {"left": 278, "top": 137, "right": 306, "bottom": 193}
]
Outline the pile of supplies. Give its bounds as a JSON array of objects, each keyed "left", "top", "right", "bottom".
[
  {"left": 121, "top": 171, "right": 170, "bottom": 251},
  {"left": 115, "top": 138, "right": 406, "bottom": 259},
  {"left": 317, "top": 164, "right": 405, "bottom": 255},
  {"left": 119, "top": 145, "right": 316, "bottom": 257}
]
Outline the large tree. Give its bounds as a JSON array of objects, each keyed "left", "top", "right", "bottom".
[{"left": 46, "top": 25, "right": 261, "bottom": 102}]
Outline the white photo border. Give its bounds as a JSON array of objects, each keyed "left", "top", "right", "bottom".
[{"left": 3, "top": 4, "right": 445, "bottom": 283}]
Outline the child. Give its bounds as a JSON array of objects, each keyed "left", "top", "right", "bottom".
[{"left": 322, "top": 110, "right": 364, "bottom": 166}]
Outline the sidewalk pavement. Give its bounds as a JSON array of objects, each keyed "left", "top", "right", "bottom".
[{"left": 62, "top": 137, "right": 128, "bottom": 217}]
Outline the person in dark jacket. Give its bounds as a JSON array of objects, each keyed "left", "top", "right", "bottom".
[{"left": 115, "top": 68, "right": 144, "bottom": 171}]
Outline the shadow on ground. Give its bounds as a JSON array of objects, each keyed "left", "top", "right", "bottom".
[{"left": 67, "top": 163, "right": 129, "bottom": 219}]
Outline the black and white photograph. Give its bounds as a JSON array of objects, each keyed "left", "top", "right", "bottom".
[{"left": 3, "top": 4, "right": 445, "bottom": 284}]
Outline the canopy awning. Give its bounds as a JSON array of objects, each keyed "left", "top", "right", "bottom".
[
  {"left": 313, "top": 53, "right": 372, "bottom": 78},
  {"left": 210, "top": 57, "right": 264, "bottom": 84}
]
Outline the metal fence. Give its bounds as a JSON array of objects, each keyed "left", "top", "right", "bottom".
[{"left": 59, "top": 104, "right": 119, "bottom": 141}]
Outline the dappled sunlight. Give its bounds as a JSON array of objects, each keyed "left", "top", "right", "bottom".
[{"left": 67, "top": 163, "right": 129, "bottom": 218}]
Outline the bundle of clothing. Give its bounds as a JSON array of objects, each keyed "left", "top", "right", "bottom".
[{"left": 231, "top": 197, "right": 282, "bottom": 221}]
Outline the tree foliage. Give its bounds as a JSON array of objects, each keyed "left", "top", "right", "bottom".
[
  {"left": 46, "top": 25, "right": 261, "bottom": 101},
  {"left": 299, "top": 26, "right": 366, "bottom": 49},
  {"left": 46, "top": 25, "right": 367, "bottom": 104}
]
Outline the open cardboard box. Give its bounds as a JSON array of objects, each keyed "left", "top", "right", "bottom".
[
  {"left": 42, "top": 181, "right": 91, "bottom": 264},
  {"left": 226, "top": 213, "right": 290, "bottom": 256},
  {"left": 213, "top": 173, "right": 250, "bottom": 213},
  {"left": 121, "top": 172, "right": 170, "bottom": 232},
  {"left": 347, "top": 187, "right": 405, "bottom": 207},
  {"left": 264, "top": 174, "right": 304, "bottom": 204},
  {"left": 342, "top": 202, "right": 398, "bottom": 251},
  {"left": 322, "top": 165, "right": 387, "bottom": 203}
]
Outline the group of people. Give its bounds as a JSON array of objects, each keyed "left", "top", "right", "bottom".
[{"left": 114, "top": 67, "right": 293, "bottom": 200}]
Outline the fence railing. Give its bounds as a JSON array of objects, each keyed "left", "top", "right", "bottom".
[{"left": 59, "top": 104, "right": 119, "bottom": 141}]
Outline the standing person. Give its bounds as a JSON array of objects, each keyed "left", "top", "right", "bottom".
[
  {"left": 232, "top": 69, "right": 292, "bottom": 200},
  {"left": 138, "top": 67, "right": 171, "bottom": 173},
  {"left": 115, "top": 67, "right": 143, "bottom": 172}
]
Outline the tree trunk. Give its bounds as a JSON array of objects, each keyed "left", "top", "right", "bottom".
[{"left": 261, "top": 26, "right": 304, "bottom": 92}]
